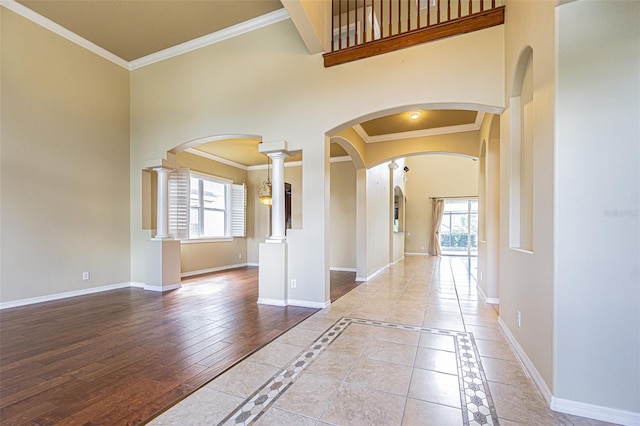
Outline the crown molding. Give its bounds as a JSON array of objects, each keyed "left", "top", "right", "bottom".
[
  {"left": 1, "top": 1, "right": 289, "bottom": 71},
  {"left": 355, "top": 111, "right": 485, "bottom": 143},
  {"left": 1, "top": 0, "right": 129, "bottom": 69},
  {"left": 185, "top": 148, "right": 249, "bottom": 170},
  {"left": 129, "top": 8, "right": 290, "bottom": 70}
]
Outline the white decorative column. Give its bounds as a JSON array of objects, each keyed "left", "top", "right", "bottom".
[
  {"left": 144, "top": 158, "right": 181, "bottom": 293},
  {"left": 267, "top": 151, "right": 288, "bottom": 242},
  {"left": 153, "top": 167, "right": 171, "bottom": 239},
  {"left": 257, "top": 141, "right": 290, "bottom": 306}
]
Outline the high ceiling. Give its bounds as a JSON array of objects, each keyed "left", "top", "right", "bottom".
[
  {"left": 16, "top": 0, "right": 283, "bottom": 61},
  {"left": 11, "top": 1, "right": 484, "bottom": 166}
]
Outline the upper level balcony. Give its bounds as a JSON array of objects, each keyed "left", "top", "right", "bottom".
[{"left": 323, "top": 0, "right": 505, "bottom": 67}]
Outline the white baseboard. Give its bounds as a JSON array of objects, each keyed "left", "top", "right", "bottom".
[
  {"left": 498, "top": 317, "right": 640, "bottom": 424},
  {"left": 130, "top": 282, "right": 146, "bottom": 288},
  {"left": 497, "top": 317, "right": 553, "bottom": 405},
  {"left": 0, "top": 282, "right": 133, "bottom": 310},
  {"left": 366, "top": 264, "right": 389, "bottom": 281},
  {"left": 551, "top": 397, "right": 640, "bottom": 426},
  {"left": 330, "top": 267, "right": 357, "bottom": 272},
  {"left": 181, "top": 263, "right": 248, "bottom": 277},
  {"left": 404, "top": 252, "right": 430, "bottom": 256},
  {"left": 391, "top": 256, "right": 405, "bottom": 265},
  {"left": 246, "top": 262, "right": 259, "bottom": 267},
  {"left": 476, "top": 284, "right": 500, "bottom": 305},
  {"left": 287, "top": 299, "right": 330, "bottom": 309},
  {"left": 355, "top": 276, "right": 367, "bottom": 282},
  {"left": 144, "top": 283, "right": 182, "bottom": 292},
  {"left": 257, "top": 297, "right": 287, "bottom": 306}
]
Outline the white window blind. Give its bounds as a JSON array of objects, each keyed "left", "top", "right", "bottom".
[
  {"left": 169, "top": 168, "right": 190, "bottom": 240},
  {"left": 230, "top": 183, "right": 246, "bottom": 237}
]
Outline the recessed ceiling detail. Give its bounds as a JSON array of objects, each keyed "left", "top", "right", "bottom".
[
  {"left": 16, "top": 0, "right": 283, "bottom": 61},
  {"left": 360, "top": 109, "right": 478, "bottom": 137}
]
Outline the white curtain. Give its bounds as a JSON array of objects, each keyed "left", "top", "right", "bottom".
[{"left": 429, "top": 198, "right": 445, "bottom": 256}]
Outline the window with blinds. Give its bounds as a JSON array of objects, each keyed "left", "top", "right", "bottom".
[{"left": 169, "top": 168, "right": 246, "bottom": 240}]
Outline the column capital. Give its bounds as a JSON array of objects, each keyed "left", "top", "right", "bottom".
[
  {"left": 258, "top": 140, "right": 289, "bottom": 155},
  {"left": 144, "top": 157, "right": 177, "bottom": 171},
  {"left": 267, "top": 151, "right": 289, "bottom": 161}
]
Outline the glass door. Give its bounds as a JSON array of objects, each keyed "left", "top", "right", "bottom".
[{"left": 438, "top": 199, "right": 478, "bottom": 256}]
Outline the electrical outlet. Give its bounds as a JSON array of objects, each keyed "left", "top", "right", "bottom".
[
  {"left": 516, "top": 310, "right": 522, "bottom": 327},
  {"left": 291, "top": 279, "right": 297, "bottom": 288},
  {"left": 238, "top": 254, "right": 242, "bottom": 259},
  {"left": 421, "top": 246, "right": 425, "bottom": 250},
  {"left": 82, "top": 272, "right": 90, "bottom": 281}
]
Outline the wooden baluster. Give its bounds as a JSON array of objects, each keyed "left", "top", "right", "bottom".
[
  {"left": 458, "top": 0, "right": 461, "bottom": 18},
  {"left": 492, "top": 0, "right": 495, "bottom": 8},
  {"left": 427, "top": 0, "right": 431, "bottom": 26},
  {"left": 437, "top": 0, "right": 441, "bottom": 23},
  {"left": 417, "top": 0, "right": 421, "bottom": 28},
  {"left": 338, "top": 0, "right": 342, "bottom": 49},
  {"left": 347, "top": 0, "right": 351, "bottom": 47},
  {"left": 408, "top": 0, "right": 411, "bottom": 31},
  {"left": 481, "top": 0, "right": 484, "bottom": 12},
  {"left": 447, "top": 0, "right": 451, "bottom": 20},
  {"left": 469, "top": 0, "right": 472, "bottom": 15},
  {"left": 398, "top": 0, "right": 401, "bottom": 34},
  {"left": 388, "top": 0, "right": 392, "bottom": 37}
]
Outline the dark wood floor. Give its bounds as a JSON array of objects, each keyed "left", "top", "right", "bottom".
[{"left": 0, "top": 267, "right": 359, "bottom": 425}]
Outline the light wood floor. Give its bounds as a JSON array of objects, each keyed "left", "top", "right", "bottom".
[{"left": 0, "top": 267, "right": 359, "bottom": 425}]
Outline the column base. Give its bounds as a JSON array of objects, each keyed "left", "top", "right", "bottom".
[{"left": 146, "top": 239, "right": 182, "bottom": 292}]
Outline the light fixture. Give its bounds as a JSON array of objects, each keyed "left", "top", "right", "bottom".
[
  {"left": 409, "top": 111, "right": 421, "bottom": 120},
  {"left": 259, "top": 155, "right": 272, "bottom": 206}
]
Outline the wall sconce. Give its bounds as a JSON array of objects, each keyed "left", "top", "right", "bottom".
[{"left": 259, "top": 155, "right": 272, "bottom": 206}]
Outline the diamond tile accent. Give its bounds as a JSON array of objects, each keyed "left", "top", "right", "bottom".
[{"left": 217, "top": 318, "right": 498, "bottom": 426}]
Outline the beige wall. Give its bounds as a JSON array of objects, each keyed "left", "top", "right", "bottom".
[
  {"left": 555, "top": 0, "right": 639, "bottom": 413},
  {"left": 129, "top": 19, "right": 505, "bottom": 305},
  {"left": 404, "top": 155, "right": 479, "bottom": 255},
  {"left": 174, "top": 152, "right": 248, "bottom": 275},
  {"left": 0, "top": 9, "right": 131, "bottom": 303},
  {"left": 499, "top": 0, "right": 556, "bottom": 394},
  {"left": 330, "top": 160, "right": 357, "bottom": 270},
  {"left": 366, "top": 162, "right": 392, "bottom": 277}
]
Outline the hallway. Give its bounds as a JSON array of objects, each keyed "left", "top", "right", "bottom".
[{"left": 150, "top": 256, "right": 612, "bottom": 425}]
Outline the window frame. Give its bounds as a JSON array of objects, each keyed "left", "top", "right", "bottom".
[{"left": 187, "top": 172, "right": 233, "bottom": 242}]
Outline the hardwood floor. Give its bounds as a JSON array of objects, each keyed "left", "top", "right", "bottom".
[{"left": 0, "top": 267, "right": 359, "bottom": 425}]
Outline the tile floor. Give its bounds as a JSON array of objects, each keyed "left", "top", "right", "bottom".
[{"left": 148, "top": 256, "right": 617, "bottom": 426}]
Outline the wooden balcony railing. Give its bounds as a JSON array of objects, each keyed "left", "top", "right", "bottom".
[{"left": 324, "top": 0, "right": 505, "bottom": 67}]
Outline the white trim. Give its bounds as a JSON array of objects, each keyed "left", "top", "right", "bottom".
[
  {"left": 185, "top": 148, "right": 248, "bottom": 170},
  {"left": 391, "top": 256, "right": 405, "bottom": 265},
  {"left": 476, "top": 283, "right": 500, "bottom": 305},
  {"left": 130, "top": 282, "right": 146, "bottom": 288},
  {"left": 497, "top": 317, "right": 553, "bottom": 405},
  {"left": 330, "top": 267, "right": 357, "bottom": 272},
  {"left": 1, "top": 0, "right": 130, "bottom": 69},
  {"left": 247, "top": 262, "right": 259, "bottom": 267},
  {"left": 0, "top": 282, "right": 133, "bottom": 309},
  {"left": 330, "top": 156, "right": 353, "bottom": 163},
  {"left": 144, "top": 283, "right": 182, "bottom": 292},
  {"left": 287, "top": 299, "right": 330, "bottom": 309},
  {"left": 1, "top": 2, "right": 289, "bottom": 71},
  {"left": 129, "top": 9, "right": 290, "bottom": 70},
  {"left": 354, "top": 112, "right": 485, "bottom": 143},
  {"left": 366, "top": 264, "right": 389, "bottom": 281},
  {"left": 502, "top": 313, "right": 640, "bottom": 424},
  {"left": 257, "top": 297, "right": 287, "bottom": 307},
  {"left": 180, "top": 238, "right": 234, "bottom": 244},
  {"left": 551, "top": 397, "right": 640, "bottom": 426},
  {"left": 181, "top": 263, "right": 248, "bottom": 278},
  {"left": 405, "top": 252, "right": 430, "bottom": 256},
  {"left": 247, "top": 160, "right": 303, "bottom": 171}
]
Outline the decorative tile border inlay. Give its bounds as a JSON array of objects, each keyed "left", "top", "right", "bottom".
[{"left": 217, "top": 317, "right": 498, "bottom": 426}]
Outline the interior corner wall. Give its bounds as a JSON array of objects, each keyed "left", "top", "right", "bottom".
[
  {"left": 555, "top": 0, "right": 640, "bottom": 414},
  {"left": 404, "top": 155, "right": 479, "bottom": 255},
  {"left": 0, "top": 9, "right": 131, "bottom": 303},
  {"left": 366, "top": 162, "right": 391, "bottom": 277},
  {"left": 500, "top": 0, "right": 556, "bottom": 395},
  {"left": 330, "top": 161, "right": 357, "bottom": 270}
]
